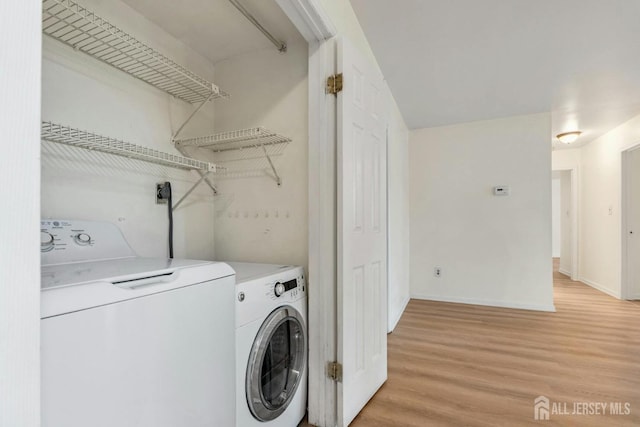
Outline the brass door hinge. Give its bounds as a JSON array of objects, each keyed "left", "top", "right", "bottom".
[
  {"left": 326, "top": 73, "right": 343, "bottom": 95},
  {"left": 327, "top": 361, "right": 343, "bottom": 382}
]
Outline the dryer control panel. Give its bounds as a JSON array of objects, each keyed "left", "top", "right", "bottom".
[
  {"left": 235, "top": 266, "right": 306, "bottom": 327},
  {"left": 270, "top": 276, "right": 304, "bottom": 300},
  {"left": 41, "top": 219, "right": 135, "bottom": 266}
]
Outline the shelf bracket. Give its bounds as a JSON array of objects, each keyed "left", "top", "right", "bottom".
[
  {"left": 174, "top": 143, "right": 218, "bottom": 195},
  {"left": 172, "top": 92, "right": 216, "bottom": 141},
  {"left": 261, "top": 144, "right": 282, "bottom": 186},
  {"left": 193, "top": 169, "right": 218, "bottom": 195},
  {"left": 172, "top": 169, "right": 214, "bottom": 210}
]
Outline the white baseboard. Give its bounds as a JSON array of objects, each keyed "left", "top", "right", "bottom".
[
  {"left": 388, "top": 295, "right": 410, "bottom": 333},
  {"left": 409, "top": 293, "right": 556, "bottom": 312},
  {"left": 578, "top": 277, "right": 621, "bottom": 299},
  {"left": 558, "top": 268, "right": 572, "bottom": 277}
]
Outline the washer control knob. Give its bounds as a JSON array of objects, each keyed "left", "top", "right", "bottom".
[
  {"left": 74, "top": 233, "right": 91, "bottom": 246},
  {"left": 41, "top": 232, "right": 54, "bottom": 252},
  {"left": 238, "top": 292, "right": 245, "bottom": 302},
  {"left": 274, "top": 282, "right": 285, "bottom": 297}
]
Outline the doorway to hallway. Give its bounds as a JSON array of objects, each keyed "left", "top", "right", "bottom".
[{"left": 551, "top": 169, "right": 577, "bottom": 280}]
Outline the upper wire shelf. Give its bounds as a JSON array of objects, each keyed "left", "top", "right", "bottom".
[
  {"left": 42, "top": 0, "right": 226, "bottom": 104},
  {"left": 42, "top": 121, "right": 216, "bottom": 172}
]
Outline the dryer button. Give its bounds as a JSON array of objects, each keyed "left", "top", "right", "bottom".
[{"left": 274, "top": 282, "right": 285, "bottom": 297}]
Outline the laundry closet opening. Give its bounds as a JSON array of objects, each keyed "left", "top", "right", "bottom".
[
  {"left": 41, "top": 0, "right": 309, "bottom": 270},
  {"left": 40, "top": 1, "right": 309, "bottom": 426}
]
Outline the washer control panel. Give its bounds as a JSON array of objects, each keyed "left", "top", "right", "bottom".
[{"left": 41, "top": 219, "right": 135, "bottom": 265}]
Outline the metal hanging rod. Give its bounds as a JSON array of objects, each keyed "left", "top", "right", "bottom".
[{"left": 227, "top": 0, "right": 287, "bottom": 53}]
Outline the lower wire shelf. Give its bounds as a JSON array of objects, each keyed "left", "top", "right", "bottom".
[
  {"left": 41, "top": 121, "right": 218, "bottom": 209},
  {"left": 41, "top": 121, "right": 216, "bottom": 172}
]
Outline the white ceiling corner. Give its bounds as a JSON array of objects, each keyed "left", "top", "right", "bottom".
[
  {"left": 351, "top": 0, "right": 640, "bottom": 148},
  {"left": 121, "top": 0, "right": 304, "bottom": 65}
]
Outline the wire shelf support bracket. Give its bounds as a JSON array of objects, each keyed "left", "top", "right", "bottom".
[{"left": 174, "top": 143, "right": 219, "bottom": 196}]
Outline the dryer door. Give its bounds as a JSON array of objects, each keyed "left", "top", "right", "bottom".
[{"left": 246, "top": 305, "right": 306, "bottom": 421}]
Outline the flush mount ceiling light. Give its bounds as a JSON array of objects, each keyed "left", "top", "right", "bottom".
[{"left": 556, "top": 131, "right": 582, "bottom": 144}]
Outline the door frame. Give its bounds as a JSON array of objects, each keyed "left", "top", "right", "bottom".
[
  {"left": 621, "top": 143, "right": 640, "bottom": 300},
  {"left": 552, "top": 167, "right": 579, "bottom": 281},
  {"left": 0, "top": 2, "right": 42, "bottom": 426},
  {"left": 275, "top": 1, "right": 338, "bottom": 425}
]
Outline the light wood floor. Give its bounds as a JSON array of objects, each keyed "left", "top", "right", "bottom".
[{"left": 307, "top": 260, "right": 640, "bottom": 426}]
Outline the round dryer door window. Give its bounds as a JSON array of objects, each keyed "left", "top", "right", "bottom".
[{"left": 246, "top": 305, "right": 306, "bottom": 422}]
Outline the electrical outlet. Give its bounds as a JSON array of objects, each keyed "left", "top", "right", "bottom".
[
  {"left": 434, "top": 267, "right": 442, "bottom": 278},
  {"left": 156, "top": 183, "right": 168, "bottom": 204}
]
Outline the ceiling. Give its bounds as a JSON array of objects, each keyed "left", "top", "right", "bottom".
[
  {"left": 350, "top": 0, "right": 640, "bottom": 148},
  {"left": 121, "top": 0, "right": 304, "bottom": 64}
]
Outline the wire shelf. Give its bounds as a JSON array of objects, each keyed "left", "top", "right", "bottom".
[
  {"left": 41, "top": 121, "right": 216, "bottom": 172},
  {"left": 42, "top": 0, "right": 225, "bottom": 104},
  {"left": 175, "top": 127, "right": 290, "bottom": 152},
  {"left": 175, "top": 127, "right": 290, "bottom": 182}
]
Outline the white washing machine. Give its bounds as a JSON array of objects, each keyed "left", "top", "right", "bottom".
[
  {"left": 229, "top": 262, "right": 307, "bottom": 427},
  {"left": 40, "top": 219, "right": 236, "bottom": 427}
]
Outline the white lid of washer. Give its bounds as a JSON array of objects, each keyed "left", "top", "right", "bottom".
[
  {"left": 225, "top": 262, "right": 299, "bottom": 284},
  {"left": 41, "top": 257, "right": 212, "bottom": 290},
  {"left": 41, "top": 259, "right": 235, "bottom": 318}
]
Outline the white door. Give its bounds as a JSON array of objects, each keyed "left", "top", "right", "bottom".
[
  {"left": 626, "top": 148, "right": 640, "bottom": 299},
  {"left": 337, "top": 38, "right": 388, "bottom": 426}
]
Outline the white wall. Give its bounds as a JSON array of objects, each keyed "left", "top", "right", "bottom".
[
  {"left": 559, "top": 170, "right": 572, "bottom": 275},
  {"left": 318, "top": 0, "right": 381, "bottom": 70},
  {"left": 552, "top": 148, "right": 581, "bottom": 171},
  {"left": 386, "top": 93, "right": 410, "bottom": 332},
  {"left": 575, "top": 113, "right": 640, "bottom": 297},
  {"left": 551, "top": 176, "right": 561, "bottom": 258},
  {"left": 41, "top": 0, "right": 217, "bottom": 260},
  {"left": 410, "top": 113, "right": 555, "bottom": 311},
  {"left": 0, "top": 1, "right": 41, "bottom": 425},
  {"left": 211, "top": 42, "right": 309, "bottom": 269}
]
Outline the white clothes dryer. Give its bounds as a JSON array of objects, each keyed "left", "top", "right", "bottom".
[
  {"left": 229, "top": 262, "right": 307, "bottom": 427},
  {"left": 40, "top": 219, "right": 236, "bottom": 427}
]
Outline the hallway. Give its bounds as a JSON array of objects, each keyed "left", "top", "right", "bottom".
[{"left": 349, "top": 262, "right": 640, "bottom": 426}]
